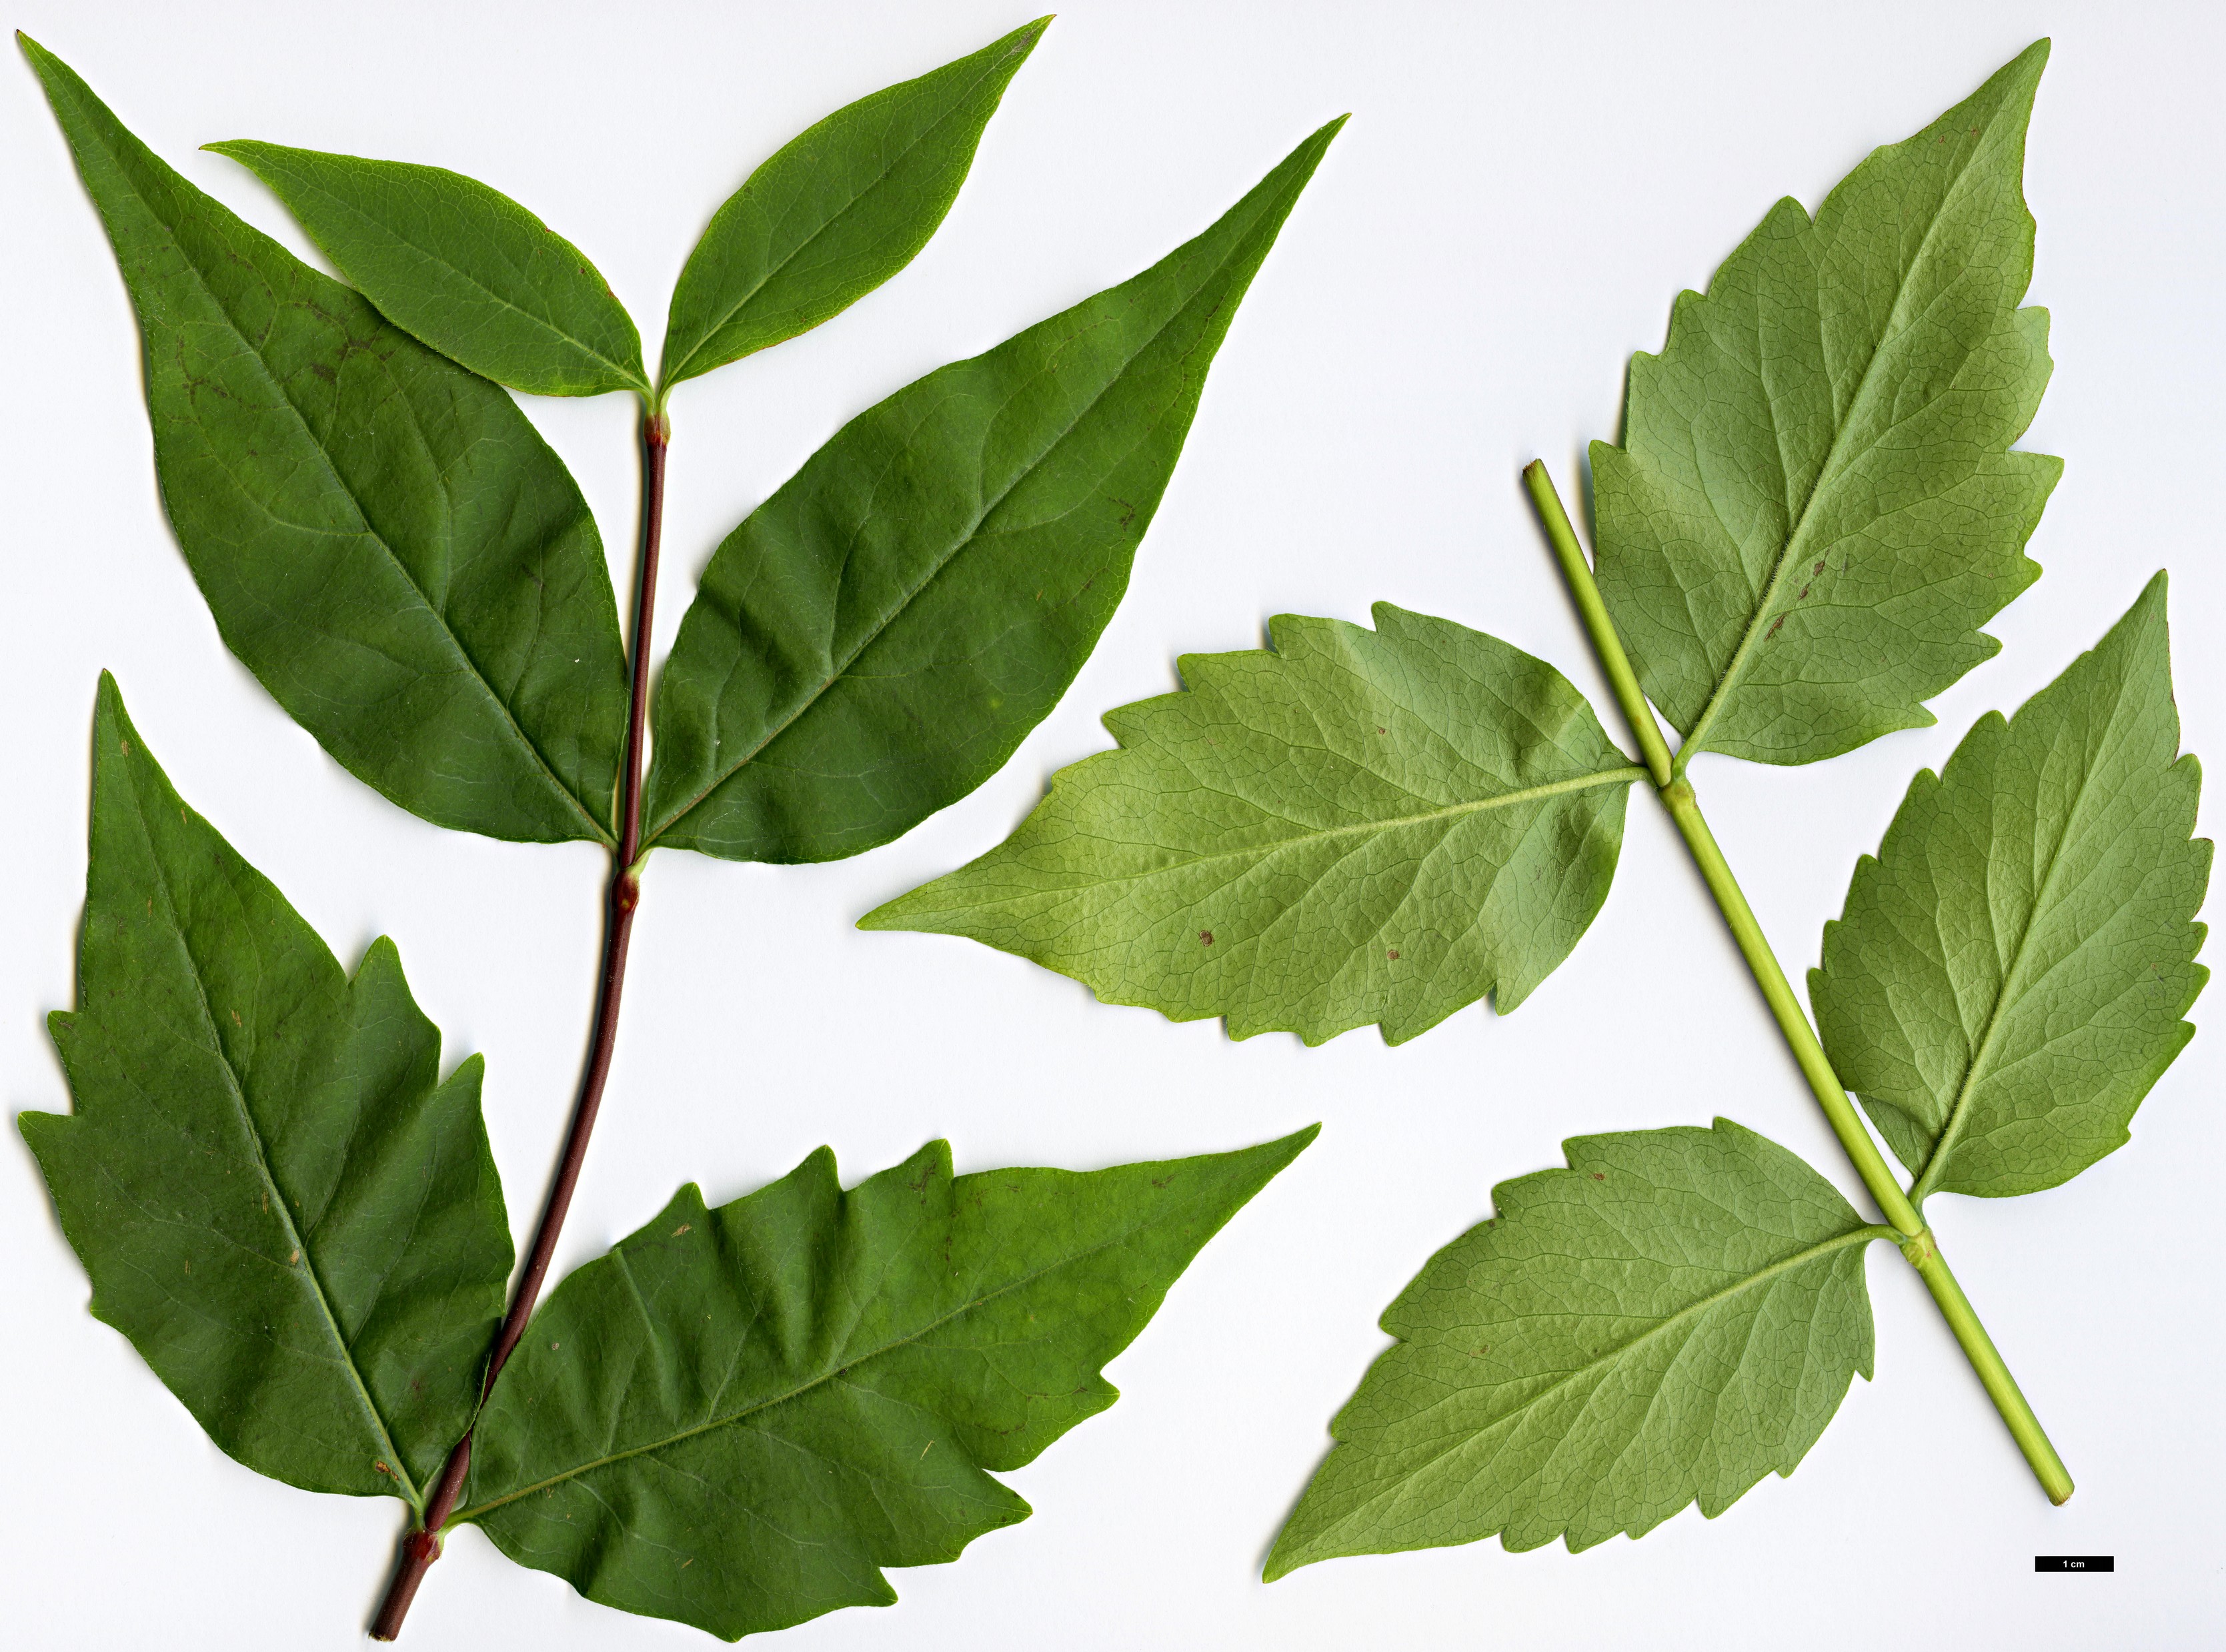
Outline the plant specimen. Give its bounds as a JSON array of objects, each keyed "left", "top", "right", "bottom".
[
  {"left": 872, "top": 39, "right": 2211, "bottom": 1567},
  {"left": 18, "top": 23, "right": 1336, "bottom": 1639}
]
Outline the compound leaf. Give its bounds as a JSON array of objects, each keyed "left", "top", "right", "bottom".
[
  {"left": 25, "top": 38, "right": 628, "bottom": 844},
  {"left": 1593, "top": 41, "right": 2059, "bottom": 768},
  {"left": 642, "top": 119, "right": 1342, "bottom": 862},
  {"left": 864, "top": 605, "right": 1644, "bottom": 1044},
  {"left": 207, "top": 140, "right": 648, "bottom": 397},
  {"left": 457, "top": 1128, "right": 1314, "bottom": 1639},
  {"left": 1267, "top": 1120, "right": 1881, "bottom": 1576},
  {"left": 1812, "top": 574, "right": 2209, "bottom": 1200},
  {"left": 659, "top": 17, "right": 1046, "bottom": 391},
  {"left": 21, "top": 676, "right": 512, "bottom": 1507}
]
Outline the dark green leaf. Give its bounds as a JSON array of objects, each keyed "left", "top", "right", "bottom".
[
  {"left": 207, "top": 140, "right": 648, "bottom": 397},
  {"left": 660, "top": 17, "right": 1047, "bottom": 391},
  {"left": 1267, "top": 1120, "right": 1881, "bottom": 1576},
  {"left": 642, "top": 118, "right": 1344, "bottom": 862},
  {"left": 25, "top": 38, "right": 628, "bottom": 844},
  {"left": 1593, "top": 41, "right": 2059, "bottom": 768},
  {"left": 862, "top": 605, "right": 1643, "bottom": 1044},
  {"left": 1812, "top": 575, "right": 2209, "bottom": 1200},
  {"left": 457, "top": 1128, "right": 1314, "bottom": 1639},
  {"left": 21, "top": 676, "right": 512, "bottom": 1507}
]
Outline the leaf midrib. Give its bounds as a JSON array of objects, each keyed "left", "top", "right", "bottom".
[
  {"left": 1287, "top": 1221, "right": 1885, "bottom": 1560},
  {"left": 966, "top": 764, "right": 1648, "bottom": 904},
  {"left": 1675, "top": 112, "right": 2013, "bottom": 766},
  {"left": 95, "top": 110, "right": 615, "bottom": 844},
  {"left": 450, "top": 1198, "right": 1166, "bottom": 1523},
  {"left": 645, "top": 184, "right": 1288, "bottom": 847},
  {"left": 131, "top": 776, "right": 421, "bottom": 1509},
  {"left": 661, "top": 48, "right": 1008, "bottom": 387}
]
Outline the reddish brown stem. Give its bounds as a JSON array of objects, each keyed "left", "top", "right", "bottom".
[{"left": 371, "top": 407, "right": 671, "bottom": 1640}]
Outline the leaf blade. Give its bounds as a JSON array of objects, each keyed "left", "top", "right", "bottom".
[
  {"left": 21, "top": 676, "right": 513, "bottom": 1503},
  {"left": 642, "top": 119, "right": 1343, "bottom": 862},
  {"left": 864, "top": 604, "right": 1641, "bottom": 1044},
  {"left": 1811, "top": 574, "right": 2210, "bottom": 1199},
  {"left": 460, "top": 1128, "right": 1313, "bottom": 1638},
  {"left": 1266, "top": 1120, "right": 1879, "bottom": 1575},
  {"left": 659, "top": 17, "right": 1048, "bottom": 389},
  {"left": 206, "top": 140, "right": 648, "bottom": 397},
  {"left": 25, "top": 38, "right": 628, "bottom": 844},
  {"left": 1593, "top": 41, "right": 2059, "bottom": 767}
]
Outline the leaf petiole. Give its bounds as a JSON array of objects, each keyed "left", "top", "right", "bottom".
[{"left": 1523, "top": 460, "right": 2074, "bottom": 1507}]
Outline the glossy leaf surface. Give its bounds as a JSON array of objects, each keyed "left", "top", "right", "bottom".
[
  {"left": 27, "top": 40, "right": 628, "bottom": 844},
  {"left": 460, "top": 1129, "right": 1314, "bottom": 1639},
  {"left": 1593, "top": 42, "right": 2059, "bottom": 767},
  {"left": 209, "top": 139, "right": 648, "bottom": 397},
  {"left": 660, "top": 17, "right": 1046, "bottom": 390},
  {"left": 21, "top": 677, "right": 511, "bottom": 1507},
  {"left": 1812, "top": 575, "right": 2209, "bottom": 1200},
  {"left": 864, "top": 605, "right": 1643, "bottom": 1044},
  {"left": 643, "top": 119, "right": 1342, "bottom": 862},
  {"left": 1268, "top": 1120, "right": 1878, "bottom": 1575}
]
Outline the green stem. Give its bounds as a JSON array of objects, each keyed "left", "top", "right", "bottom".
[{"left": 1522, "top": 460, "right": 2073, "bottom": 1507}]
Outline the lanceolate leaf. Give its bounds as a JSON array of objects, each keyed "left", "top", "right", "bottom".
[
  {"left": 1593, "top": 41, "right": 2060, "bottom": 768},
  {"left": 1812, "top": 575, "right": 2210, "bottom": 1200},
  {"left": 659, "top": 17, "right": 1048, "bottom": 391},
  {"left": 21, "top": 676, "right": 512, "bottom": 1507},
  {"left": 864, "top": 606, "right": 1644, "bottom": 1044},
  {"left": 207, "top": 140, "right": 648, "bottom": 397},
  {"left": 26, "top": 39, "right": 628, "bottom": 844},
  {"left": 1267, "top": 1120, "right": 1881, "bottom": 1577},
  {"left": 457, "top": 1129, "right": 1315, "bottom": 1639},
  {"left": 642, "top": 119, "right": 1343, "bottom": 862}
]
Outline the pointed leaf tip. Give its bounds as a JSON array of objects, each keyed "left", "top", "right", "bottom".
[
  {"left": 1815, "top": 576, "right": 2207, "bottom": 1199},
  {"left": 1594, "top": 45, "right": 2059, "bottom": 767}
]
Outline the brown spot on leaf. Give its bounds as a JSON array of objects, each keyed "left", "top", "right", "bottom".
[
  {"left": 287, "top": 1249, "right": 300, "bottom": 1265},
  {"left": 673, "top": 1224, "right": 692, "bottom": 1237},
  {"left": 1798, "top": 585, "right": 1811, "bottom": 600},
  {"left": 1767, "top": 615, "right": 1786, "bottom": 638},
  {"left": 230, "top": 1008, "right": 242, "bottom": 1027},
  {"left": 1199, "top": 930, "right": 1214, "bottom": 945},
  {"left": 1387, "top": 948, "right": 1400, "bottom": 961},
  {"left": 1813, "top": 560, "right": 1825, "bottom": 576},
  {"left": 1592, "top": 1172, "right": 1606, "bottom": 1181}
]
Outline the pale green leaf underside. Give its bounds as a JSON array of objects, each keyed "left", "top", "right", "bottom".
[
  {"left": 25, "top": 39, "right": 628, "bottom": 844},
  {"left": 1813, "top": 574, "right": 2210, "bottom": 1200},
  {"left": 461, "top": 1129, "right": 1312, "bottom": 1640},
  {"left": 864, "top": 605, "right": 1641, "bottom": 1045},
  {"left": 660, "top": 18, "right": 1046, "bottom": 390},
  {"left": 208, "top": 139, "right": 648, "bottom": 397},
  {"left": 1594, "top": 40, "right": 2059, "bottom": 768},
  {"left": 642, "top": 120, "right": 1342, "bottom": 863},
  {"left": 21, "top": 678, "right": 511, "bottom": 1507},
  {"left": 1266, "top": 1120, "right": 1879, "bottom": 1576}
]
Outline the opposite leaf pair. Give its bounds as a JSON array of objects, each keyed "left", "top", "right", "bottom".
[
  {"left": 29, "top": 677, "right": 1311, "bottom": 1639},
  {"left": 25, "top": 20, "right": 1337, "bottom": 1641},
  {"left": 872, "top": 39, "right": 2211, "bottom": 1568}
]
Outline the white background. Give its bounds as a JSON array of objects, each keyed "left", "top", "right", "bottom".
[{"left": 3, "top": 2, "right": 2219, "bottom": 1647}]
